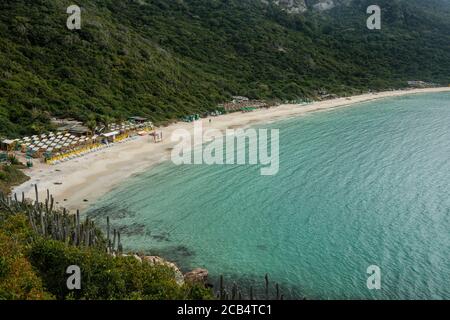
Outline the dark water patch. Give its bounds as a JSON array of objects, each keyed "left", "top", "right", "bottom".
[
  {"left": 87, "top": 204, "right": 136, "bottom": 221},
  {"left": 256, "top": 244, "right": 268, "bottom": 251},
  {"left": 151, "top": 232, "right": 171, "bottom": 242},
  {"left": 117, "top": 223, "right": 147, "bottom": 236}
]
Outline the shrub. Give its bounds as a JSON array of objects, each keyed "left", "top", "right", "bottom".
[
  {"left": 0, "top": 215, "right": 52, "bottom": 300},
  {"left": 7, "top": 155, "right": 20, "bottom": 165},
  {"left": 0, "top": 212, "right": 213, "bottom": 300},
  {"left": 28, "top": 239, "right": 213, "bottom": 300}
]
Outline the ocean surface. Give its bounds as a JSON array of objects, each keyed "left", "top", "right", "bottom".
[{"left": 86, "top": 93, "right": 450, "bottom": 299}]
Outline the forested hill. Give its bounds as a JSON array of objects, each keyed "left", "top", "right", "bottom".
[{"left": 1, "top": 0, "right": 450, "bottom": 137}]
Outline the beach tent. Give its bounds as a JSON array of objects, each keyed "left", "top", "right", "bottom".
[
  {"left": 0, "top": 139, "right": 16, "bottom": 151},
  {"left": 102, "top": 131, "right": 120, "bottom": 143}
]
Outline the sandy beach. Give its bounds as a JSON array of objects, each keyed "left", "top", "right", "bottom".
[{"left": 12, "top": 87, "right": 450, "bottom": 212}]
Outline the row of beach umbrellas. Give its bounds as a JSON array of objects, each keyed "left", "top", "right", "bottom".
[{"left": 17, "top": 132, "right": 97, "bottom": 154}]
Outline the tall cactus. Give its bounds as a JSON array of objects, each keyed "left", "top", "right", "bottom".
[
  {"left": 106, "top": 216, "right": 111, "bottom": 252},
  {"left": 117, "top": 231, "right": 122, "bottom": 253},
  {"left": 34, "top": 184, "right": 39, "bottom": 205},
  {"left": 265, "top": 273, "right": 269, "bottom": 300},
  {"left": 219, "top": 275, "right": 225, "bottom": 300}
]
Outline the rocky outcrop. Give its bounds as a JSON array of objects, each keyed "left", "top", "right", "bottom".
[
  {"left": 184, "top": 268, "right": 209, "bottom": 284},
  {"left": 274, "top": 0, "right": 308, "bottom": 13},
  {"left": 311, "top": 0, "right": 335, "bottom": 11},
  {"left": 120, "top": 254, "right": 185, "bottom": 285},
  {"left": 142, "top": 255, "right": 185, "bottom": 285},
  {"left": 120, "top": 254, "right": 210, "bottom": 287},
  {"left": 271, "top": 0, "right": 353, "bottom": 13}
]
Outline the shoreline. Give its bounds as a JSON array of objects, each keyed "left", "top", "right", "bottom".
[{"left": 12, "top": 87, "right": 450, "bottom": 212}]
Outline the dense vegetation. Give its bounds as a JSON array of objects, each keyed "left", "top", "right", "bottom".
[
  {"left": 0, "top": 204, "right": 212, "bottom": 300},
  {"left": 0, "top": 0, "right": 449, "bottom": 137}
]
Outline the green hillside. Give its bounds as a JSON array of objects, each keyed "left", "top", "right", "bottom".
[{"left": 1, "top": 0, "right": 449, "bottom": 137}]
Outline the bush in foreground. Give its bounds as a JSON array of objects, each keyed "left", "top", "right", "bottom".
[{"left": 0, "top": 213, "right": 212, "bottom": 300}]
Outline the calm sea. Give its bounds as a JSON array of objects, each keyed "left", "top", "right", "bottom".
[{"left": 87, "top": 93, "right": 450, "bottom": 299}]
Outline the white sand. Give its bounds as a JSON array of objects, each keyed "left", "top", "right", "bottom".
[{"left": 12, "top": 87, "right": 450, "bottom": 212}]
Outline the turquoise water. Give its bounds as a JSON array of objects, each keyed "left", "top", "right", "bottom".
[{"left": 87, "top": 93, "right": 450, "bottom": 299}]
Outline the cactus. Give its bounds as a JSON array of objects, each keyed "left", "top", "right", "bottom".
[
  {"left": 275, "top": 283, "right": 280, "bottom": 300},
  {"left": 112, "top": 229, "right": 117, "bottom": 252},
  {"left": 34, "top": 184, "right": 38, "bottom": 204},
  {"left": 106, "top": 216, "right": 111, "bottom": 252},
  {"left": 76, "top": 210, "right": 80, "bottom": 245},
  {"left": 117, "top": 231, "right": 122, "bottom": 253},
  {"left": 265, "top": 273, "right": 269, "bottom": 300},
  {"left": 219, "top": 275, "right": 225, "bottom": 300},
  {"left": 231, "top": 282, "right": 237, "bottom": 300}
]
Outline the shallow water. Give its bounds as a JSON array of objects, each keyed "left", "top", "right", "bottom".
[{"left": 87, "top": 93, "right": 450, "bottom": 299}]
